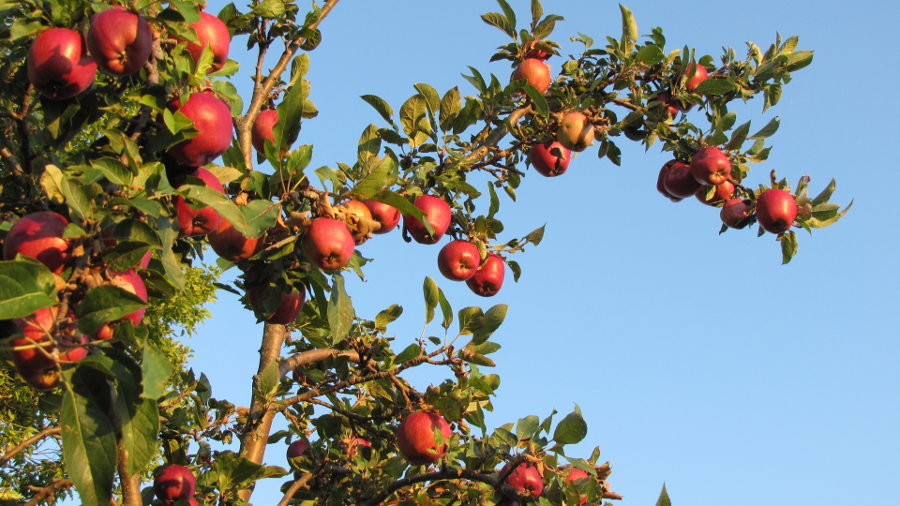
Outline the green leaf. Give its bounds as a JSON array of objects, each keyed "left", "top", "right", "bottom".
[
  {"left": 749, "top": 116, "right": 780, "bottom": 139},
  {"left": 779, "top": 230, "right": 799, "bottom": 264},
  {"left": 120, "top": 397, "right": 158, "bottom": 475},
  {"left": 351, "top": 156, "right": 397, "bottom": 199},
  {"left": 92, "top": 158, "right": 133, "bottom": 186},
  {"left": 360, "top": 94, "right": 394, "bottom": 125},
  {"left": 439, "top": 87, "right": 461, "bottom": 133},
  {"left": 438, "top": 288, "right": 453, "bottom": 330},
  {"left": 399, "top": 95, "right": 431, "bottom": 148},
  {"left": 60, "top": 369, "right": 117, "bottom": 506},
  {"left": 811, "top": 178, "right": 837, "bottom": 206},
  {"left": 256, "top": 361, "right": 280, "bottom": 399},
  {"left": 75, "top": 286, "right": 147, "bottom": 336},
  {"left": 724, "top": 121, "right": 751, "bottom": 151},
  {"left": 274, "top": 57, "right": 309, "bottom": 153},
  {"left": 327, "top": 275, "right": 354, "bottom": 344},
  {"left": 0, "top": 260, "right": 57, "bottom": 319},
  {"left": 357, "top": 123, "right": 381, "bottom": 170},
  {"left": 481, "top": 12, "right": 515, "bottom": 38},
  {"left": 413, "top": 83, "right": 441, "bottom": 116},
  {"left": 395, "top": 343, "right": 422, "bottom": 365},
  {"left": 785, "top": 50, "right": 814, "bottom": 71},
  {"left": 39, "top": 164, "right": 66, "bottom": 204},
  {"left": 656, "top": 483, "right": 672, "bottom": 506},
  {"left": 523, "top": 85, "right": 549, "bottom": 116},
  {"left": 176, "top": 184, "right": 249, "bottom": 235},
  {"left": 472, "top": 304, "right": 508, "bottom": 345},
  {"left": 635, "top": 44, "right": 665, "bottom": 65},
  {"left": 423, "top": 276, "right": 438, "bottom": 324},
  {"left": 516, "top": 415, "right": 540, "bottom": 440},
  {"left": 375, "top": 304, "right": 403, "bottom": 331},
  {"left": 458, "top": 307, "right": 485, "bottom": 336},
  {"left": 619, "top": 4, "right": 637, "bottom": 52},
  {"left": 60, "top": 177, "right": 94, "bottom": 221},
  {"left": 141, "top": 346, "right": 173, "bottom": 399},
  {"left": 553, "top": 407, "right": 587, "bottom": 444},
  {"left": 525, "top": 225, "right": 545, "bottom": 245},
  {"left": 694, "top": 79, "right": 738, "bottom": 95},
  {"left": 253, "top": 0, "right": 285, "bottom": 18},
  {"left": 533, "top": 14, "right": 563, "bottom": 40},
  {"left": 459, "top": 351, "right": 495, "bottom": 367}
]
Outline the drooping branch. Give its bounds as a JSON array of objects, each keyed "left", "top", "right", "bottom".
[{"left": 0, "top": 426, "right": 60, "bottom": 465}]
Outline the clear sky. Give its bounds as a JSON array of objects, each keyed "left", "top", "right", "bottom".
[{"left": 182, "top": 1, "right": 900, "bottom": 505}]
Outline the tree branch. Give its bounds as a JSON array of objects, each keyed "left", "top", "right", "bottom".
[
  {"left": 358, "top": 466, "right": 534, "bottom": 506},
  {"left": 278, "top": 347, "right": 360, "bottom": 376},
  {"left": 24, "top": 478, "right": 73, "bottom": 506},
  {"left": 0, "top": 426, "right": 60, "bottom": 465},
  {"left": 275, "top": 472, "right": 314, "bottom": 506}
]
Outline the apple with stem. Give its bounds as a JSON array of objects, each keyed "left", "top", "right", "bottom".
[
  {"left": 396, "top": 410, "right": 452, "bottom": 465},
  {"left": 529, "top": 141, "right": 570, "bottom": 177},
  {"left": 301, "top": 217, "right": 356, "bottom": 271},
  {"left": 153, "top": 464, "right": 195, "bottom": 505},
  {"left": 167, "top": 91, "right": 234, "bottom": 167},
  {"left": 403, "top": 195, "right": 452, "bottom": 245},
  {"left": 556, "top": 111, "right": 594, "bottom": 152},
  {"left": 466, "top": 254, "right": 505, "bottom": 297},
  {"left": 363, "top": 200, "right": 401, "bottom": 234},
  {"left": 437, "top": 240, "right": 480, "bottom": 281},
  {"left": 183, "top": 11, "right": 230, "bottom": 72},
  {"left": 87, "top": 7, "right": 152, "bottom": 75},
  {"left": 690, "top": 147, "right": 732, "bottom": 186},
  {"left": 3, "top": 211, "right": 71, "bottom": 274},
  {"left": 174, "top": 168, "right": 225, "bottom": 237},
  {"left": 208, "top": 219, "right": 263, "bottom": 262},
  {"left": 511, "top": 58, "right": 551, "bottom": 93},
  {"left": 756, "top": 189, "right": 797, "bottom": 234},
  {"left": 27, "top": 28, "right": 97, "bottom": 100},
  {"left": 500, "top": 461, "right": 543, "bottom": 500}
]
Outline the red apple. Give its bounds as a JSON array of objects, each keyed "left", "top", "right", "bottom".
[
  {"left": 690, "top": 147, "right": 732, "bottom": 185},
  {"left": 248, "top": 286, "right": 305, "bottom": 325},
  {"left": 87, "top": 7, "right": 152, "bottom": 75},
  {"left": 167, "top": 91, "right": 234, "bottom": 167},
  {"left": 529, "top": 141, "right": 571, "bottom": 177},
  {"left": 339, "top": 200, "right": 374, "bottom": 245},
  {"left": 10, "top": 335, "right": 60, "bottom": 390},
  {"left": 3, "top": 211, "right": 71, "bottom": 274},
  {"left": 556, "top": 111, "right": 594, "bottom": 152},
  {"left": 153, "top": 464, "right": 195, "bottom": 504},
  {"left": 466, "top": 254, "right": 505, "bottom": 297},
  {"left": 12, "top": 306, "right": 86, "bottom": 390},
  {"left": 501, "top": 462, "right": 543, "bottom": 500},
  {"left": 184, "top": 11, "right": 230, "bottom": 72},
  {"left": 208, "top": 219, "right": 262, "bottom": 262},
  {"left": 695, "top": 180, "right": 735, "bottom": 205},
  {"left": 437, "top": 240, "right": 480, "bottom": 281},
  {"left": 525, "top": 40, "right": 553, "bottom": 60},
  {"left": 301, "top": 217, "right": 355, "bottom": 271},
  {"left": 363, "top": 200, "right": 401, "bottom": 234},
  {"left": 345, "top": 437, "right": 371, "bottom": 459},
  {"left": 511, "top": 58, "right": 551, "bottom": 94},
  {"left": 662, "top": 161, "right": 701, "bottom": 199},
  {"left": 27, "top": 28, "right": 97, "bottom": 100},
  {"left": 396, "top": 410, "right": 452, "bottom": 465},
  {"left": 684, "top": 62, "right": 709, "bottom": 91},
  {"left": 656, "top": 160, "right": 684, "bottom": 202},
  {"left": 654, "top": 91, "right": 693, "bottom": 117},
  {"left": 287, "top": 439, "right": 310, "bottom": 459},
  {"left": 109, "top": 269, "right": 148, "bottom": 326},
  {"left": 403, "top": 195, "right": 452, "bottom": 245},
  {"left": 755, "top": 189, "right": 797, "bottom": 234},
  {"left": 566, "top": 468, "right": 591, "bottom": 505},
  {"left": 720, "top": 198, "right": 753, "bottom": 229},
  {"left": 174, "top": 168, "right": 224, "bottom": 237},
  {"left": 251, "top": 109, "right": 279, "bottom": 153}
]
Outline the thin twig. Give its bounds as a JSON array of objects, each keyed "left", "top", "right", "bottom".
[{"left": 0, "top": 426, "right": 60, "bottom": 465}]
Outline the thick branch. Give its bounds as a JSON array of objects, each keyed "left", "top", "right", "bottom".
[
  {"left": 0, "top": 426, "right": 60, "bottom": 465},
  {"left": 24, "top": 478, "right": 73, "bottom": 506},
  {"left": 116, "top": 443, "right": 142, "bottom": 506},
  {"left": 278, "top": 348, "right": 360, "bottom": 376},
  {"left": 463, "top": 105, "right": 533, "bottom": 164}
]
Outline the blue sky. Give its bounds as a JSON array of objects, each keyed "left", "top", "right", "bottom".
[{"left": 184, "top": 1, "right": 900, "bottom": 505}]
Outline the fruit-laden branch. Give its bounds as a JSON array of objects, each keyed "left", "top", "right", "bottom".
[
  {"left": 23, "top": 478, "right": 73, "bottom": 506},
  {"left": 358, "top": 467, "right": 536, "bottom": 506},
  {"left": 237, "top": 0, "right": 341, "bottom": 169},
  {"left": 0, "top": 426, "right": 60, "bottom": 465}
]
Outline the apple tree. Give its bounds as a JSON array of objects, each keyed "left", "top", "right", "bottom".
[{"left": 0, "top": 0, "right": 849, "bottom": 504}]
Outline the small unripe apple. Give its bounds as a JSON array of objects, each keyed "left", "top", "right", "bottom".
[
  {"left": 208, "top": 219, "right": 263, "bottom": 262},
  {"left": 529, "top": 141, "right": 571, "bottom": 177},
  {"left": 556, "top": 111, "right": 594, "bottom": 152},
  {"left": 720, "top": 198, "right": 753, "bottom": 229},
  {"left": 87, "top": 7, "right": 152, "bottom": 75},
  {"left": 363, "top": 200, "right": 401, "bottom": 234},
  {"left": 27, "top": 28, "right": 97, "bottom": 100},
  {"left": 167, "top": 91, "right": 234, "bottom": 167},
  {"left": 287, "top": 439, "right": 310, "bottom": 459},
  {"left": 174, "top": 168, "right": 225, "bottom": 237},
  {"left": 301, "top": 217, "right": 355, "bottom": 271},
  {"left": 251, "top": 109, "right": 279, "bottom": 153},
  {"left": 511, "top": 58, "right": 551, "bottom": 93},
  {"left": 339, "top": 200, "right": 374, "bottom": 245},
  {"left": 396, "top": 410, "right": 452, "bottom": 465},
  {"left": 437, "top": 240, "right": 480, "bottom": 281},
  {"left": 662, "top": 161, "right": 701, "bottom": 199},
  {"left": 184, "top": 11, "right": 230, "bottom": 72},
  {"left": 466, "top": 254, "right": 505, "bottom": 297},
  {"left": 695, "top": 180, "right": 735, "bottom": 206},
  {"left": 3, "top": 211, "right": 71, "bottom": 274},
  {"left": 690, "top": 147, "right": 732, "bottom": 185},
  {"left": 684, "top": 62, "right": 709, "bottom": 91},
  {"left": 153, "top": 464, "right": 195, "bottom": 504},
  {"left": 656, "top": 160, "right": 684, "bottom": 202},
  {"left": 403, "top": 195, "right": 452, "bottom": 245},
  {"left": 755, "top": 189, "right": 797, "bottom": 234},
  {"left": 500, "top": 462, "right": 543, "bottom": 500}
]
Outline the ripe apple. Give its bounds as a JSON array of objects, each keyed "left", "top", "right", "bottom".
[
  {"left": 690, "top": 147, "right": 732, "bottom": 186},
  {"left": 208, "top": 219, "right": 263, "bottom": 262},
  {"left": 466, "top": 254, "right": 505, "bottom": 297},
  {"left": 656, "top": 160, "right": 684, "bottom": 202},
  {"left": 184, "top": 11, "right": 230, "bottom": 72},
  {"left": 345, "top": 437, "right": 371, "bottom": 459},
  {"left": 301, "top": 217, "right": 356, "bottom": 271},
  {"left": 437, "top": 240, "right": 480, "bottom": 281},
  {"left": 363, "top": 200, "right": 401, "bottom": 234},
  {"left": 511, "top": 58, "right": 551, "bottom": 94},
  {"left": 11, "top": 335, "right": 60, "bottom": 390},
  {"left": 287, "top": 439, "right": 310, "bottom": 459},
  {"left": 755, "top": 189, "right": 797, "bottom": 234},
  {"left": 565, "top": 468, "right": 591, "bottom": 505},
  {"left": 87, "top": 7, "right": 152, "bottom": 75},
  {"left": 3, "top": 211, "right": 71, "bottom": 274},
  {"left": 109, "top": 269, "right": 148, "bottom": 326},
  {"left": 524, "top": 40, "right": 553, "bottom": 60},
  {"left": 653, "top": 91, "right": 693, "bottom": 117},
  {"left": 153, "top": 464, "right": 195, "bottom": 504},
  {"left": 251, "top": 109, "right": 279, "bottom": 153},
  {"left": 13, "top": 306, "right": 87, "bottom": 390},
  {"left": 684, "top": 62, "right": 709, "bottom": 91},
  {"left": 174, "top": 168, "right": 224, "bottom": 237},
  {"left": 529, "top": 141, "right": 570, "bottom": 177},
  {"left": 556, "top": 111, "right": 594, "bottom": 152},
  {"left": 167, "top": 91, "right": 234, "bottom": 167},
  {"left": 662, "top": 161, "right": 701, "bottom": 199},
  {"left": 27, "top": 28, "right": 97, "bottom": 100},
  {"left": 720, "top": 198, "right": 753, "bottom": 229},
  {"left": 248, "top": 286, "right": 305, "bottom": 325},
  {"left": 403, "top": 195, "right": 452, "bottom": 245},
  {"left": 500, "top": 462, "right": 543, "bottom": 500},
  {"left": 695, "top": 180, "right": 735, "bottom": 205},
  {"left": 396, "top": 410, "right": 452, "bottom": 465},
  {"left": 339, "top": 200, "right": 374, "bottom": 245}
]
